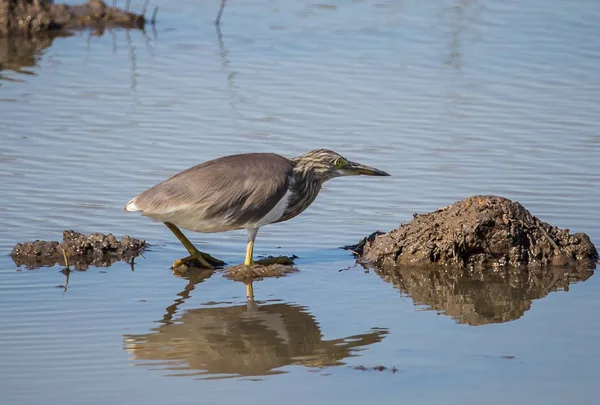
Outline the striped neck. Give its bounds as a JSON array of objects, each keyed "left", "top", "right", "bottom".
[{"left": 278, "top": 166, "right": 323, "bottom": 222}]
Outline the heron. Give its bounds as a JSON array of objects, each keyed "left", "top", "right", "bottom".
[{"left": 124, "top": 149, "right": 390, "bottom": 269}]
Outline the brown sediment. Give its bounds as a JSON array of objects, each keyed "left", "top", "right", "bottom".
[
  {"left": 347, "top": 195, "right": 598, "bottom": 269},
  {"left": 11, "top": 230, "right": 146, "bottom": 270},
  {"left": 223, "top": 261, "right": 298, "bottom": 282},
  {"left": 171, "top": 255, "right": 298, "bottom": 281},
  {"left": 0, "top": 0, "right": 146, "bottom": 38}
]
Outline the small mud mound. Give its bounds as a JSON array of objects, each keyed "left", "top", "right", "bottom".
[
  {"left": 223, "top": 263, "right": 298, "bottom": 282},
  {"left": 348, "top": 195, "right": 598, "bottom": 269},
  {"left": 0, "top": 0, "right": 146, "bottom": 38},
  {"left": 170, "top": 255, "right": 297, "bottom": 282},
  {"left": 12, "top": 230, "right": 146, "bottom": 270}
]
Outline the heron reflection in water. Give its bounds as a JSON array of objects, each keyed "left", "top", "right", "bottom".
[{"left": 124, "top": 272, "right": 388, "bottom": 378}]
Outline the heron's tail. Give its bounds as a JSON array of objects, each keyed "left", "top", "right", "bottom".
[{"left": 124, "top": 198, "right": 140, "bottom": 212}]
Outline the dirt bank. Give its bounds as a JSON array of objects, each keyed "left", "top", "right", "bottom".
[
  {"left": 348, "top": 195, "right": 598, "bottom": 269},
  {"left": 0, "top": 0, "right": 146, "bottom": 38},
  {"left": 12, "top": 230, "right": 146, "bottom": 270}
]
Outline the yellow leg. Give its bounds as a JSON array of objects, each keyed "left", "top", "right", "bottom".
[
  {"left": 245, "top": 228, "right": 258, "bottom": 266},
  {"left": 164, "top": 222, "right": 224, "bottom": 268},
  {"left": 245, "top": 240, "right": 254, "bottom": 266},
  {"left": 164, "top": 222, "right": 203, "bottom": 257}
]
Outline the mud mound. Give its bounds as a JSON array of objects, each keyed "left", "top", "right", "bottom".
[
  {"left": 223, "top": 263, "right": 298, "bottom": 282},
  {"left": 348, "top": 195, "right": 597, "bottom": 269},
  {"left": 0, "top": 0, "right": 146, "bottom": 38},
  {"left": 12, "top": 230, "right": 146, "bottom": 270}
]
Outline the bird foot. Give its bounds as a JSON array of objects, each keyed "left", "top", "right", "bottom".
[{"left": 172, "top": 251, "right": 225, "bottom": 269}]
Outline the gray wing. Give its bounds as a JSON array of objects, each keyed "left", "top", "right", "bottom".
[{"left": 129, "top": 153, "right": 293, "bottom": 231}]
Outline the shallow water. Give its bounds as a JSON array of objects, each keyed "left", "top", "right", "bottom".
[{"left": 1, "top": 0, "right": 600, "bottom": 404}]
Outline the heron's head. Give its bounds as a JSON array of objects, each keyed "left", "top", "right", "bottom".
[{"left": 292, "top": 149, "right": 390, "bottom": 182}]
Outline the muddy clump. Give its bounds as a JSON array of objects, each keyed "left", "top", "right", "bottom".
[
  {"left": 171, "top": 255, "right": 297, "bottom": 281},
  {"left": 223, "top": 262, "right": 298, "bottom": 282},
  {"left": 222, "top": 255, "right": 298, "bottom": 282},
  {"left": 0, "top": 0, "right": 146, "bottom": 38},
  {"left": 12, "top": 230, "right": 146, "bottom": 270},
  {"left": 348, "top": 195, "right": 598, "bottom": 269}
]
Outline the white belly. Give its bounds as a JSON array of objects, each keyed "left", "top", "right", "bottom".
[{"left": 248, "top": 189, "right": 291, "bottom": 229}]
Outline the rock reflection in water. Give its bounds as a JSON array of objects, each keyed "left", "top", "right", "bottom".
[
  {"left": 0, "top": 34, "right": 59, "bottom": 77},
  {"left": 373, "top": 265, "right": 594, "bottom": 326},
  {"left": 0, "top": 27, "right": 148, "bottom": 81},
  {"left": 124, "top": 284, "right": 387, "bottom": 378}
]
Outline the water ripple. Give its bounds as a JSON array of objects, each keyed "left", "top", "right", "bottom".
[{"left": 1, "top": 0, "right": 600, "bottom": 404}]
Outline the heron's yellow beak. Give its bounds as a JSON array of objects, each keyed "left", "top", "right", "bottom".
[{"left": 346, "top": 161, "right": 390, "bottom": 176}]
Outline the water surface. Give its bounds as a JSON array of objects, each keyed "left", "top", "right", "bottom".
[{"left": 1, "top": 1, "right": 599, "bottom": 404}]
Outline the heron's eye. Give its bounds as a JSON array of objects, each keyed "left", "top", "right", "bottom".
[{"left": 334, "top": 158, "right": 346, "bottom": 168}]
